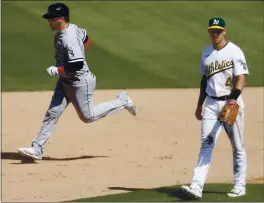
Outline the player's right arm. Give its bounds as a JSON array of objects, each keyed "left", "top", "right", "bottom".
[
  {"left": 197, "top": 75, "right": 207, "bottom": 107},
  {"left": 195, "top": 52, "right": 208, "bottom": 120},
  {"left": 195, "top": 75, "right": 207, "bottom": 120}
]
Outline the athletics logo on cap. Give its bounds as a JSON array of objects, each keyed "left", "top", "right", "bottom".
[{"left": 208, "top": 17, "right": 226, "bottom": 30}]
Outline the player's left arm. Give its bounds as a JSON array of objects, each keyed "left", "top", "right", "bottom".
[
  {"left": 228, "top": 49, "right": 249, "bottom": 101},
  {"left": 46, "top": 36, "right": 84, "bottom": 77},
  {"left": 232, "top": 74, "right": 246, "bottom": 91},
  {"left": 79, "top": 27, "right": 91, "bottom": 52}
]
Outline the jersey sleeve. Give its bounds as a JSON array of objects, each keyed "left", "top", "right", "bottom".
[
  {"left": 78, "top": 27, "right": 88, "bottom": 43},
  {"left": 61, "top": 35, "right": 84, "bottom": 63},
  {"left": 233, "top": 48, "right": 249, "bottom": 76},
  {"left": 55, "top": 39, "right": 65, "bottom": 67}
]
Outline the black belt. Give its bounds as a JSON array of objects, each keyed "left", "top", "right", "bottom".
[
  {"left": 209, "top": 95, "right": 229, "bottom": 101},
  {"left": 62, "top": 70, "right": 91, "bottom": 83}
]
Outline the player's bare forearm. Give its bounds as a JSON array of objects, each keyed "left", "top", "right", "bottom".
[
  {"left": 197, "top": 75, "right": 207, "bottom": 107},
  {"left": 84, "top": 37, "right": 92, "bottom": 52},
  {"left": 229, "top": 74, "right": 247, "bottom": 100},
  {"left": 232, "top": 74, "right": 246, "bottom": 91}
]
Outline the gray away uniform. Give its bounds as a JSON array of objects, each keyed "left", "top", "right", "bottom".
[{"left": 31, "top": 24, "right": 126, "bottom": 158}]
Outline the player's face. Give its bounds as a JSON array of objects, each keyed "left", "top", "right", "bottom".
[
  {"left": 208, "top": 28, "right": 226, "bottom": 44},
  {"left": 48, "top": 17, "right": 63, "bottom": 31}
]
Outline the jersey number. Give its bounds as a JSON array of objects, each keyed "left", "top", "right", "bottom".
[{"left": 225, "top": 77, "right": 232, "bottom": 87}]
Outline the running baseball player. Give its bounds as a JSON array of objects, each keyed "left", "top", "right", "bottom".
[
  {"left": 18, "top": 3, "right": 137, "bottom": 160},
  {"left": 181, "top": 17, "right": 249, "bottom": 198}
]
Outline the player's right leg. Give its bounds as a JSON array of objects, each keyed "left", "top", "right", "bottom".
[
  {"left": 64, "top": 73, "right": 136, "bottom": 123},
  {"left": 181, "top": 98, "right": 223, "bottom": 199},
  {"left": 17, "top": 79, "right": 70, "bottom": 160}
]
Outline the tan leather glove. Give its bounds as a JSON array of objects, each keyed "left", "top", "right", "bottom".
[{"left": 218, "top": 100, "right": 239, "bottom": 126}]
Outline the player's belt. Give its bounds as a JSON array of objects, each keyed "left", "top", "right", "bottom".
[
  {"left": 209, "top": 95, "right": 229, "bottom": 101},
  {"left": 62, "top": 70, "right": 92, "bottom": 83}
]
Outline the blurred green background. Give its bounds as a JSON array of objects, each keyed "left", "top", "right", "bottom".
[{"left": 2, "top": 1, "right": 263, "bottom": 91}]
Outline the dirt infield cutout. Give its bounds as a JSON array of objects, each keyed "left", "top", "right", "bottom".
[{"left": 2, "top": 88, "right": 263, "bottom": 202}]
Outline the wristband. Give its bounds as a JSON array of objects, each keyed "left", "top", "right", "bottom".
[
  {"left": 229, "top": 88, "right": 241, "bottom": 100},
  {"left": 58, "top": 66, "right": 65, "bottom": 76}
]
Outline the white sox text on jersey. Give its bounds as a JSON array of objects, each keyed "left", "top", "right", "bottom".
[{"left": 191, "top": 42, "right": 249, "bottom": 192}]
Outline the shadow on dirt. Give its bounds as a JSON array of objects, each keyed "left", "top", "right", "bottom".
[
  {"left": 1, "top": 152, "right": 109, "bottom": 164},
  {"left": 108, "top": 186, "right": 228, "bottom": 201},
  {"left": 108, "top": 186, "right": 195, "bottom": 201}
]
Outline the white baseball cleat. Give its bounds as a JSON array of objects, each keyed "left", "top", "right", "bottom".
[
  {"left": 227, "top": 188, "right": 246, "bottom": 197},
  {"left": 17, "top": 147, "right": 41, "bottom": 160},
  {"left": 117, "top": 91, "right": 137, "bottom": 116},
  {"left": 181, "top": 185, "right": 202, "bottom": 199}
]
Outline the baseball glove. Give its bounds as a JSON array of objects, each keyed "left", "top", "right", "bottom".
[{"left": 218, "top": 100, "right": 239, "bottom": 126}]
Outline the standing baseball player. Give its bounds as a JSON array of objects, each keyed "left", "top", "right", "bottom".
[
  {"left": 18, "top": 3, "right": 137, "bottom": 160},
  {"left": 181, "top": 17, "right": 249, "bottom": 198}
]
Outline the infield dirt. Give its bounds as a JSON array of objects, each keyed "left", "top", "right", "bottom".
[{"left": 2, "top": 87, "right": 263, "bottom": 202}]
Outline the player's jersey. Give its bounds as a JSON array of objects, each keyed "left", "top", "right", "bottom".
[
  {"left": 54, "top": 23, "right": 89, "bottom": 81},
  {"left": 200, "top": 41, "right": 249, "bottom": 97}
]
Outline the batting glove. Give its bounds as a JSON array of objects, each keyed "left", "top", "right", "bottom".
[{"left": 46, "top": 66, "right": 58, "bottom": 77}]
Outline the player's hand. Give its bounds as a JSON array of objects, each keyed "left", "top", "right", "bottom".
[
  {"left": 46, "top": 66, "right": 58, "bottom": 77},
  {"left": 195, "top": 105, "right": 203, "bottom": 121},
  {"left": 228, "top": 99, "right": 237, "bottom": 109}
]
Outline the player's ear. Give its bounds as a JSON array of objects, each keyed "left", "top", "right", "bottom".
[
  {"left": 223, "top": 28, "right": 227, "bottom": 36},
  {"left": 207, "top": 29, "right": 211, "bottom": 36}
]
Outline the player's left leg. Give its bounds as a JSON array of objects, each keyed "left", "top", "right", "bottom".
[
  {"left": 224, "top": 107, "right": 247, "bottom": 197},
  {"left": 18, "top": 79, "right": 70, "bottom": 160}
]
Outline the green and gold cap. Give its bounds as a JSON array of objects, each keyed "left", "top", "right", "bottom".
[{"left": 208, "top": 17, "right": 226, "bottom": 29}]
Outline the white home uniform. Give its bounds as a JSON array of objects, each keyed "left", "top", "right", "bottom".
[{"left": 191, "top": 41, "right": 249, "bottom": 191}]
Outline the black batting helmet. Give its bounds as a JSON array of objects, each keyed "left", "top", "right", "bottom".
[{"left": 42, "top": 3, "right": 69, "bottom": 19}]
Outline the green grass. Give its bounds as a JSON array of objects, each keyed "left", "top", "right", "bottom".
[
  {"left": 67, "top": 183, "right": 264, "bottom": 202},
  {"left": 2, "top": 1, "right": 264, "bottom": 91}
]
